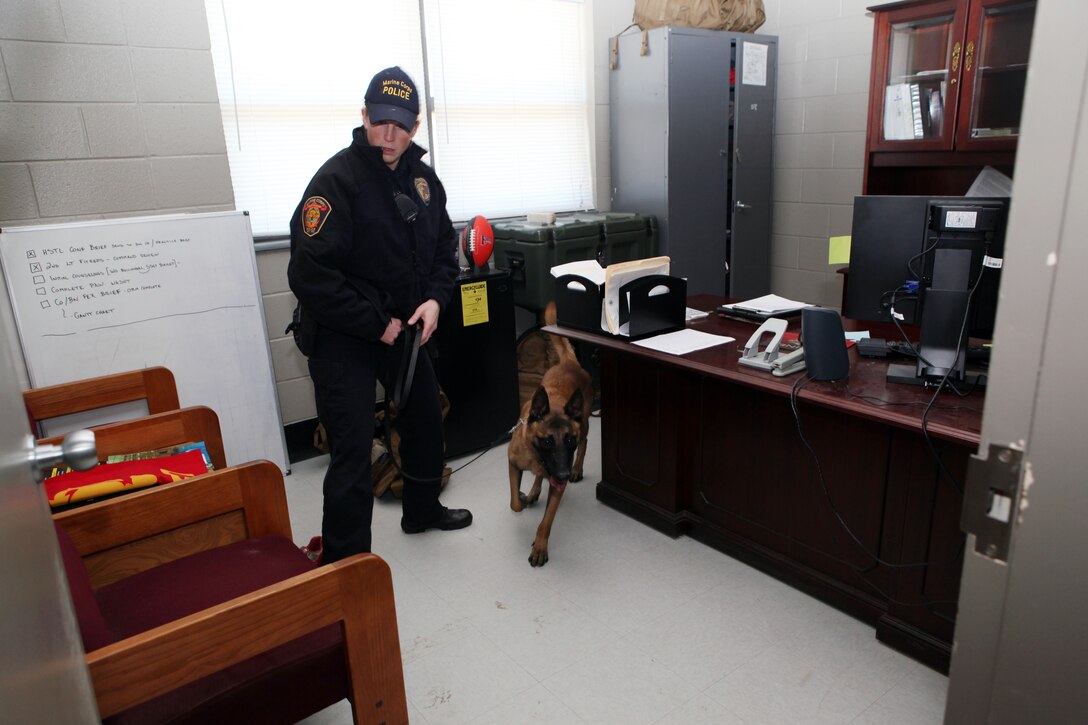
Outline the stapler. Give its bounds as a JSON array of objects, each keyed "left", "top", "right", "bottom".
[{"left": 771, "top": 347, "right": 806, "bottom": 377}]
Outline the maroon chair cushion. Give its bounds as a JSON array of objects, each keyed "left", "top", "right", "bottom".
[
  {"left": 94, "top": 536, "right": 348, "bottom": 725},
  {"left": 96, "top": 536, "right": 316, "bottom": 637},
  {"left": 54, "top": 521, "right": 114, "bottom": 651}
]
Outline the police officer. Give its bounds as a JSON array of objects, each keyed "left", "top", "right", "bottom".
[{"left": 288, "top": 66, "right": 472, "bottom": 563}]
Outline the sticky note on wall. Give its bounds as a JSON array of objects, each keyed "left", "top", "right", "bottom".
[{"left": 828, "top": 236, "right": 851, "bottom": 265}]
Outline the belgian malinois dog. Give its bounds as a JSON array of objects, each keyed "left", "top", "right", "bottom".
[{"left": 508, "top": 303, "right": 593, "bottom": 567}]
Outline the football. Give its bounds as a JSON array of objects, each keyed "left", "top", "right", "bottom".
[{"left": 460, "top": 215, "right": 494, "bottom": 268}]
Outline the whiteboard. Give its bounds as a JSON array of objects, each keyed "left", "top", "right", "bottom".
[{"left": 0, "top": 211, "right": 288, "bottom": 473}]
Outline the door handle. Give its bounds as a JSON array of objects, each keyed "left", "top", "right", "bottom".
[
  {"left": 29, "top": 429, "right": 97, "bottom": 482},
  {"left": 735, "top": 200, "right": 752, "bottom": 211}
]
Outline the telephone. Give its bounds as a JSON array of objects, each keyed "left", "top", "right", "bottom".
[{"left": 771, "top": 347, "right": 806, "bottom": 377}]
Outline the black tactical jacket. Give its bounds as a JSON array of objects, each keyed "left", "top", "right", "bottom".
[{"left": 287, "top": 126, "right": 458, "bottom": 353}]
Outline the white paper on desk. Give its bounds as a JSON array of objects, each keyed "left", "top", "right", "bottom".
[
  {"left": 685, "top": 307, "right": 710, "bottom": 321},
  {"left": 725, "top": 293, "right": 813, "bottom": 315},
  {"left": 604, "top": 256, "right": 671, "bottom": 334},
  {"left": 551, "top": 259, "right": 606, "bottom": 286},
  {"left": 631, "top": 328, "right": 734, "bottom": 355}
]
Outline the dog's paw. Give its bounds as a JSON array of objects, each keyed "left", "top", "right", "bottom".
[
  {"left": 528, "top": 545, "right": 549, "bottom": 567},
  {"left": 518, "top": 491, "right": 530, "bottom": 507},
  {"left": 570, "top": 469, "right": 583, "bottom": 483},
  {"left": 524, "top": 490, "right": 540, "bottom": 506}
]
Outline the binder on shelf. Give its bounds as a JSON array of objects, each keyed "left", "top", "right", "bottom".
[
  {"left": 927, "top": 87, "right": 943, "bottom": 135},
  {"left": 910, "top": 83, "right": 924, "bottom": 138},
  {"left": 883, "top": 83, "right": 915, "bottom": 141}
]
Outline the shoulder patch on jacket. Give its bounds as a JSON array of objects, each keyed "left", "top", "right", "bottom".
[
  {"left": 302, "top": 196, "right": 332, "bottom": 237},
  {"left": 414, "top": 177, "right": 431, "bottom": 206}
]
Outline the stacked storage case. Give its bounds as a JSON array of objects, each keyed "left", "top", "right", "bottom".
[
  {"left": 568, "top": 212, "right": 657, "bottom": 266},
  {"left": 492, "top": 212, "right": 657, "bottom": 312},
  {"left": 491, "top": 217, "right": 600, "bottom": 312}
]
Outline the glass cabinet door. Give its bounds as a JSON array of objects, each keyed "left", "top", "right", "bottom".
[
  {"left": 870, "top": 1, "right": 966, "bottom": 151},
  {"left": 956, "top": 0, "right": 1036, "bottom": 148},
  {"left": 884, "top": 15, "right": 953, "bottom": 142}
]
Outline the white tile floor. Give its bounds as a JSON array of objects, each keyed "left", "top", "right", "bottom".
[{"left": 287, "top": 422, "right": 947, "bottom": 725}]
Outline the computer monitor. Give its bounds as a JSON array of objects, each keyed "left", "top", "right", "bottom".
[{"left": 843, "top": 195, "right": 1009, "bottom": 387}]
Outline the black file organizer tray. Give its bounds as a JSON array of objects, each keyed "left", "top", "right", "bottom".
[{"left": 554, "top": 273, "right": 686, "bottom": 340}]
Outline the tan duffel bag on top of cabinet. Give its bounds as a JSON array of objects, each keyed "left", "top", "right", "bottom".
[{"left": 634, "top": 0, "right": 766, "bottom": 33}]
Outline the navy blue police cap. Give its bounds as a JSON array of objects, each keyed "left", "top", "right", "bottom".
[{"left": 365, "top": 66, "right": 419, "bottom": 129}]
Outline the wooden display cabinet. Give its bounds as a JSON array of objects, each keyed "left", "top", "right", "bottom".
[{"left": 864, "top": 0, "right": 1036, "bottom": 195}]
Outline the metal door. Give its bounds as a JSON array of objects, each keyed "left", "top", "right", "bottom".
[
  {"left": 0, "top": 320, "right": 99, "bottom": 722},
  {"left": 730, "top": 35, "right": 776, "bottom": 300},
  {"left": 945, "top": 1, "right": 1088, "bottom": 720}
]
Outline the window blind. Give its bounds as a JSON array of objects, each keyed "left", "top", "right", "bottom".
[
  {"left": 206, "top": 0, "right": 591, "bottom": 235},
  {"left": 421, "top": 0, "right": 593, "bottom": 220},
  {"left": 204, "top": 1, "right": 426, "bottom": 236}
]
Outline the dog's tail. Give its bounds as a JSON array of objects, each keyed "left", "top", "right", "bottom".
[{"left": 543, "top": 301, "right": 578, "bottom": 364}]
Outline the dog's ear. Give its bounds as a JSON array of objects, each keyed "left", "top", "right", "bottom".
[
  {"left": 529, "top": 386, "right": 550, "bottom": 422},
  {"left": 564, "top": 388, "right": 584, "bottom": 421}
]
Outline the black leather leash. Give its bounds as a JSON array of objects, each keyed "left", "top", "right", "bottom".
[
  {"left": 393, "top": 322, "right": 420, "bottom": 411},
  {"left": 382, "top": 321, "right": 444, "bottom": 485}
]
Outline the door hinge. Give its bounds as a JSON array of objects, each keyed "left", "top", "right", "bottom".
[{"left": 962, "top": 443, "right": 1023, "bottom": 562}]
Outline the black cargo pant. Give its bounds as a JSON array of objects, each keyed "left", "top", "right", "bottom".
[{"left": 308, "top": 332, "right": 445, "bottom": 563}]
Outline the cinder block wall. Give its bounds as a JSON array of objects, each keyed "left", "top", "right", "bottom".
[
  {"left": 0, "top": 0, "right": 233, "bottom": 223},
  {"left": 256, "top": 246, "right": 314, "bottom": 425},
  {"left": 769, "top": 0, "right": 872, "bottom": 308}
]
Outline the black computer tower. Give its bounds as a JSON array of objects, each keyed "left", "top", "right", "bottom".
[{"left": 435, "top": 269, "right": 519, "bottom": 458}]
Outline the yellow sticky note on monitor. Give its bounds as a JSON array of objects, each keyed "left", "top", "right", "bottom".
[{"left": 828, "top": 235, "right": 851, "bottom": 265}]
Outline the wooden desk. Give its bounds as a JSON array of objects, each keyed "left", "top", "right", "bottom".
[{"left": 546, "top": 295, "right": 983, "bottom": 672}]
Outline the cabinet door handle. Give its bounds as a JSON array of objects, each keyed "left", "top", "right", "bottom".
[
  {"left": 951, "top": 41, "right": 961, "bottom": 84},
  {"left": 965, "top": 40, "right": 975, "bottom": 73}
]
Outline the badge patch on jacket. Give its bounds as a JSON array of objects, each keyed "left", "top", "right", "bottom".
[
  {"left": 302, "top": 196, "right": 331, "bottom": 237},
  {"left": 414, "top": 177, "right": 431, "bottom": 206}
]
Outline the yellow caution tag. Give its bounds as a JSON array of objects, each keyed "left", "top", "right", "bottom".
[{"left": 460, "top": 281, "right": 489, "bottom": 327}]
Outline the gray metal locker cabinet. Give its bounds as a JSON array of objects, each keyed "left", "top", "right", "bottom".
[{"left": 609, "top": 26, "right": 777, "bottom": 299}]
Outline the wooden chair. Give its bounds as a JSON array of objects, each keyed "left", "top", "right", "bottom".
[
  {"left": 29, "top": 368, "right": 228, "bottom": 507},
  {"left": 37, "top": 406, "right": 228, "bottom": 471},
  {"left": 54, "top": 460, "right": 408, "bottom": 724},
  {"left": 24, "top": 366, "right": 180, "bottom": 436}
]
